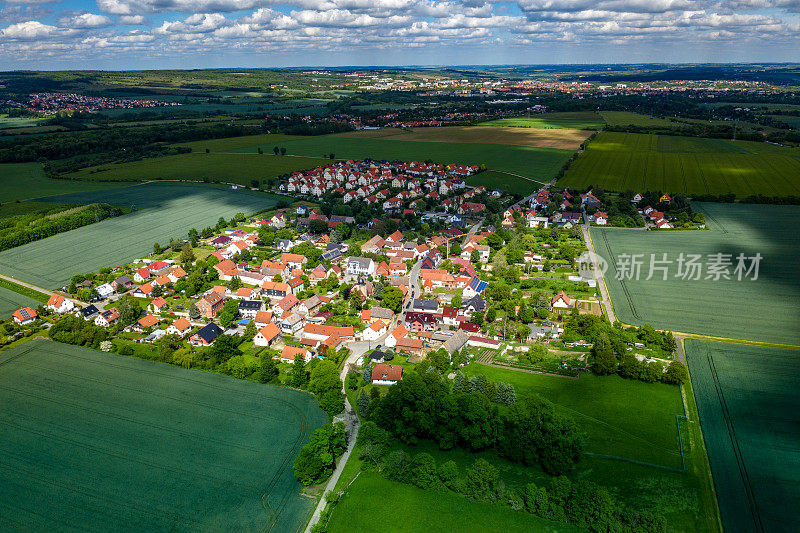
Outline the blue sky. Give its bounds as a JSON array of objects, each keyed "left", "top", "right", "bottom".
[{"left": 1, "top": 0, "right": 799, "bottom": 69}]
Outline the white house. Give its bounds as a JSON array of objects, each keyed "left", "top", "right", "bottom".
[
  {"left": 166, "top": 317, "right": 192, "bottom": 337},
  {"left": 362, "top": 320, "right": 387, "bottom": 341},
  {"left": 46, "top": 294, "right": 75, "bottom": 314},
  {"left": 346, "top": 256, "right": 376, "bottom": 277},
  {"left": 371, "top": 364, "right": 403, "bottom": 386},
  {"left": 96, "top": 283, "right": 115, "bottom": 299}
]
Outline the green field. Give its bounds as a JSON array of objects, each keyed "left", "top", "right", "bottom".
[
  {"left": 224, "top": 134, "right": 573, "bottom": 184},
  {"left": 561, "top": 131, "right": 800, "bottom": 197},
  {"left": 173, "top": 133, "right": 306, "bottom": 152},
  {"left": 332, "top": 364, "right": 713, "bottom": 532},
  {"left": 63, "top": 152, "right": 326, "bottom": 185},
  {"left": 480, "top": 112, "right": 604, "bottom": 130},
  {"left": 327, "top": 472, "right": 580, "bottom": 533},
  {"left": 0, "top": 116, "right": 50, "bottom": 129},
  {"left": 600, "top": 111, "right": 679, "bottom": 128},
  {"left": 0, "top": 183, "right": 278, "bottom": 288},
  {"left": 0, "top": 339, "right": 326, "bottom": 531},
  {"left": 465, "top": 170, "right": 544, "bottom": 194},
  {"left": 593, "top": 202, "right": 800, "bottom": 344},
  {"left": 0, "top": 285, "right": 41, "bottom": 316},
  {"left": 769, "top": 115, "right": 800, "bottom": 128},
  {"left": 685, "top": 340, "right": 800, "bottom": 533},
  {"left": 471, "top": 364, "right": 684, "bottom": 468},
  {"left": 0, "top": 163, "right": 126, "bottom": 202}
]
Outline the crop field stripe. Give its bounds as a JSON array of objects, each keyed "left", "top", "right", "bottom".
[
  {"left": 703, "top": 350, "right": 763, "bottom": 532},
  {"left": 0, "top": 340, "right": 326, "bottom": 532}
]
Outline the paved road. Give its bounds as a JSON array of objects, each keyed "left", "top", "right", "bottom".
[{"left": 580, "top": 226, "right": 617, "bottom": 324}]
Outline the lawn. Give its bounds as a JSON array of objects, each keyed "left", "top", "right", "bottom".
[
  {"left": 339, "top": 126, "right": 592, "bottom": 150},
  {"left": 560, "top": 131, "right": 800, "bottom": 197},
  {"left": 0, "top": 339, "right": 327, "bottom": 532},
  {"left": 600, "top": 111, "right": 679, "bottom": 128},
  {"left": 480, "top": 112, "right": 605, "bottom": 130},
  {"left": 228, "top": 134, "right": 574, "bottom": 184},
  {"left": 0, "top": 163, "right": 126, "bottom": 202},
  {"left": 0, "top": 183, "right": 279, "bottom": 288},
  {"left": 593, "top": 202, "right": 800, "bottom": 344},
  {"left": 327, "top": 472, "right": 581, "bottom": 533},
  {"left": 0, "top": 115, "right": 50, "bottom": 129},
  {"left": 685, "top": 339, "right": 800, "bottom": 533},
  {"left": 469, "top": 364, "right": 685, "bottom": 468},
  {"left": 62, "top": 152, "right": 326, "bottom": 186}
]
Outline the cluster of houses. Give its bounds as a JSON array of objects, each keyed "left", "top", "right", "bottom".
[{"left": 278, "top": 159, "right": 492, "bottom": 215}]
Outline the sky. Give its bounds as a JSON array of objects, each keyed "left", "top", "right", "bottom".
[{"left": 0, "top": 0, "right": 799, "bottom": 69}]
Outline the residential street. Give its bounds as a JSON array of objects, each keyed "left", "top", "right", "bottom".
[{"left": 580, "top": 226, "right": 618, "bottom": 324}]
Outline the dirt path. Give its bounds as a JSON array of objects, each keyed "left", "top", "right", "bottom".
[{"left": 0, "top": 272, "right": 81, "bottom": 307}]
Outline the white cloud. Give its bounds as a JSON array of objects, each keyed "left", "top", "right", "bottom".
[
  {"left": 0, "top": 20, "right": 62, "bottom": 39},
  {"left": 58, "top": 12, "right": 114, "bottom": 29},
  {"left": 119, "top": 15, "right": 146, "bottom": 24}
]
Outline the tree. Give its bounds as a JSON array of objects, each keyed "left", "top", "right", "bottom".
[
  {"left": 410, "top": 453, "right": 439, "bottom": 489},
  {"left": 180, "top": 244, "right": 195, "bottom": 264},
  {"left": 116, "top": 295, "right": 140, "bottom": 326},
  {"left": 524, "top": 482, "right": 550, "bottom": 517},
  {"left": 206, "top": 335, "right": 242, "bottom": 365},
  {"left": 217, "top": 299, "right": 239, "bottom": 328},
  {"left": 153, "top": 242, "right": 161, "bottom": 255},
  {"left": 319, "top": 389, "right": 345, "bottom": 417},
  {"left": 662, "top": 332, "right": 678, "bottom": 353},
  {"left": 280, "top": 147, "right": 287, "bottom": 156},
  {"left": 258, "top": 354, "right": 279, "bottom": 384},
  {"left": 383, "top": 450, "right": 412, "bottom": 483},
  {"left": 362, "top": 363, "right": 372, "bottom": 384},
  {"left": 465, "top": 458, "right": 499, "bottom": 502},
  {"left": 451, "top": 294, "right": 462, "bottom": 308},
  {"left": 188, "top": 302, "right": 200, "bottom": 319},
  {"left": 356, "top": 389, "right": 371, "bottom": 416},
  {"left": 273, "top": 146, "right": 279, "bottom": 155},
  {"left": 293, "top": 423, "right": 347, "bottom": 486},
  {"left": 243, "top": 320, "right": 257, "bottom": 341},
  {"left": 291, "top": 353, "right": 308, "bottom": 388},
  {"left": 470, "top": 249, "right": 480, "bottom": 263},
  {"left": 592, "top": 342, "right": 618, "bottom": 376},
  {"left": 485, "top": 307, "right": 496, "bottom": 322},
  {"left": 663, "top": 360, "right": 688, "bottom": 384},
  {"left": 618, "top": 353, "right": 643, "bottom": 379},
  {"left": 438, "top": 460, "right": 461, "bottom": 491},
  {"left": 471, "top": 311, "right": 484, "bottom": 326},
  {"left": 452, "top": 372, "right": 467, "bottom": 392},
  {"left": 494, "top": 382, "right": 516, "bottom": 406},
  {"left": 381, "top": 286, "right": 404, "bottom": 313},
  {"left": 228, "top": 276, "right": 242, "bottom": 291}
]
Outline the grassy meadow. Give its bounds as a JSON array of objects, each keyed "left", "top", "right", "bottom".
[
  {"left": 0, "top": 163, "right": 126, "bottom": 202},
  {"left": 561, "top": 131, "right": 800, "bottom": 197},
  {"left": 224, "top": 133, "right": 574, "bottom": 186},
  {"left": 0, "top": 285, "right": 42, "bottom": 316},
  {"left": 480, "top": 112, "right": 605, "bottom": 130},
  {"left": 600, "top": 111, "right": 679, "bottom": 128},
  {"left": 0, "top": 340, "right": 327, "bottom": 532},
  {"left": 62, "top": 152, "right": 326, "bottom": 185},
  {"left": 593, "top": 202, "right": 800, "bottom": 344},
  {"left": 685, "top": 340, "right": 800, "bottom": 533},
  {"left": 327, "top": 472, "right": 581, "bottom": 533},
  {"left": 0, "top": 183, "right": 278, "bottom": 288}
]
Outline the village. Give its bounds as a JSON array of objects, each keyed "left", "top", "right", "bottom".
[{"left": 2, "top": 158, "right": 691, "bottom": 392}]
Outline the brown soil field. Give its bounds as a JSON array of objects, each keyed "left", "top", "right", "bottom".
[{"left": 341, "top": 126, "right": 590, "bottom": 150}]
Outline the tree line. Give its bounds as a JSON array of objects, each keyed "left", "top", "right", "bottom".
[{"left": 354, "top": 420, "right": 666, "bottom": 533}]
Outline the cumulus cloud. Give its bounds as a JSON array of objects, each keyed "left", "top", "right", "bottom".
[
  {"left": 119, "top": 15, "right": 146, "bottom": 24},
  {"left": 58, "top": 12, "right": 114, "bottom": 29},
  {"left": 2, "top": 0, "right": 799, "bottom": 63},
  {"left": 0, "top": 20, "right": 62, "bottom": 39}
]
